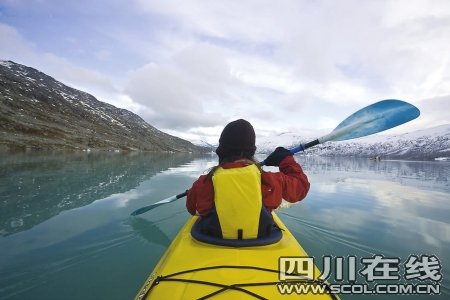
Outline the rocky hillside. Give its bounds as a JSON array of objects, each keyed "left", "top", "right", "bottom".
[
  {"left": 257, "top": 124, "right": 450, "bottom": 160},
  {"left": 0, "top": 60, "right": 205, "bottom": 152}
]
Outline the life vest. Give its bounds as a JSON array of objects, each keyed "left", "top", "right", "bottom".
[{"left": 212, "top": 164, "right": 263, "bottom": 239}]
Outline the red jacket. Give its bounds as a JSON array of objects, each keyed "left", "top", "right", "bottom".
[{"left": 186, "top": 156, "right": 310, "bottom": 216}]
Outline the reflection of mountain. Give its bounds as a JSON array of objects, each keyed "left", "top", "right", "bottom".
[
  {"left": 0, "top": 152, "right": 198, "bottom": 236},
  {"left": 295, "top": 156, "right": 450, "bottom": 192}
]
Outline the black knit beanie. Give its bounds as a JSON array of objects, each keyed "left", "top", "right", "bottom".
[{"left": 215, "top": 119, "right": 256, "bottom": 160}]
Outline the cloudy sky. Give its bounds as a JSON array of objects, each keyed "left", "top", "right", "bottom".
[{"left": 1, "top": 0, "right": 449, "bottom": 144}]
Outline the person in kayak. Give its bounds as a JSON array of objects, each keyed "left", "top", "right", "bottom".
[{"left": 187, "top": 119, "right": 310, "bottom": 242}]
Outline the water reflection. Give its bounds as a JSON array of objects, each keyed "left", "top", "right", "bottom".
[
  {"left": 0, "top": 153, "right": 449, "bottom": 299},
  {"left": 294, "top": 155, "right": 450, "bottom": 192},
  {"left": 129, "top": 217, "right": 171, "bottom": 248},
  {"left": 0, "top": 152, "right": 199, "bottom": 236},
  {"left": 282, "top": 156, "right": 450, "bottom": 249}
]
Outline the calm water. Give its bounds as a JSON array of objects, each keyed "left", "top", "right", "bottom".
[{"left": 0, "top": 152, "right": 449, "bottom": 299}]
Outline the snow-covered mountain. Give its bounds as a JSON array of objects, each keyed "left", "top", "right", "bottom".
[
  {"left": 190, "top": 139, "right": 216, "bottom": 150},
  {"left": 256, "top": 124, "right": 450, "bottom": 160}
]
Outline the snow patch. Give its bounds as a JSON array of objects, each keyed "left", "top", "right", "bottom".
[
  {"left": 0, "top": 60, "right": 13, "bottom": 68},
  {"left": 435, "top": 157, "right": 450, "bottom": 161}
]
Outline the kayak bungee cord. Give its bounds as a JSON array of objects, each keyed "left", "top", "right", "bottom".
[
  {"left": 198, "top": 280, "right": 338, "bottom": 300},
  {"left": 154, "top": 278, "right": 266, "bottom": 299},
  {"left": 142, "top": 265, "right": 339, "bottom": 300}
]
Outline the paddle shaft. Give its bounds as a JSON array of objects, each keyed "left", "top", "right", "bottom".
[
  {"left": 130, "top": 191, "right": 187, "bottom": 216},
  {"left": 288, "top": 140, "right": 319, "bottom": 155}
]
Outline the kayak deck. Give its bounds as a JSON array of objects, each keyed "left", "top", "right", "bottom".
[{"left": 135, "top": 213, "right": 338, "bottom": 299}]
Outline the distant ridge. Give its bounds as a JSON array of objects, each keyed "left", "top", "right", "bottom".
[
  {"left": 0, "top": 60, "right": 206, "bottom": 152},
  {"left": 256, "top": 124, "right": 450, "bottom": 160}
]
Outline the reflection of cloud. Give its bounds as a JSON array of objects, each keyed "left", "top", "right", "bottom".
[
  {"left": 342, "top": 179, "right": 450, "bottom": 247},
  {"left": 316, "top": 183, "right": 338, "bottom": 194},
  {"left": 368, "top": 179, "right": 450, "bottom": 247},
  {"left": 418, "top": 218, "right": 450, "bottom": 247},
  {"left": 160, "top": 158, "right": 217, "bottom": 178},
  {"left": 369, "top": 179, "right": 448, "bottom": 210},
  {"left": 319, "top": 208, "right": 371, "bottom": 232},
  {"left": 298, "top": 157, "right": 450, "bottom": 254},
  {"left": 106, "top": 190, "right": 141, "bottom": 208}
]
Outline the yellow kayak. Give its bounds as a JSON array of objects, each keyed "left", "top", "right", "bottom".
[{"left": 135, "top": 213, "right": 338, "bottom": 299}]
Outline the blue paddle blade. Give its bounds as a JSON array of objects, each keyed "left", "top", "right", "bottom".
[{"left": 326, "top": 99, "right": 420, "bottom": 142}]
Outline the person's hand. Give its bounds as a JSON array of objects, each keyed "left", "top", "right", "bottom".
[{"left": 264, "top": 147, "right": 292, "bottom": 166}]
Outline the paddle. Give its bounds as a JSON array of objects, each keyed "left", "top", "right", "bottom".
[{"left": 131, "top": 99, "right": 420, "bottom": 216}]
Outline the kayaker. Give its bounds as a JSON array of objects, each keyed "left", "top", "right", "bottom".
[{"left": 186, "top": 119, "right": 310, "bottom": 241}]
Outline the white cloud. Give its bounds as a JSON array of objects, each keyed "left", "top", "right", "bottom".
[
  {"left": 0, "top": 22, "right": 141, "bottom": 112},
  {"left": 0, "top": 23, "right": 112, "bottom": 90},
  {"left": 123, "top": 42, "right": 306, "bottom": 131},
  {"left": 135, "top": 0, "right": 292, "bottom": 42},
  {"left": 134, "top": 0, "right": 450, "bottom": 114},
  {"left": 318, "top": 117, "right": 338, "bottom": 130},
  {"left": 228, "top": 56, "right": 303, "bottom": 94},
  {"left": 42, "top": 54, "right": 118, "bottom": 94},
  {"left": 0, "top": 23, "right": 37, "bottom": 58},
  {"left": 124, "top": 43, "right": 234, "bottom": 129}
]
